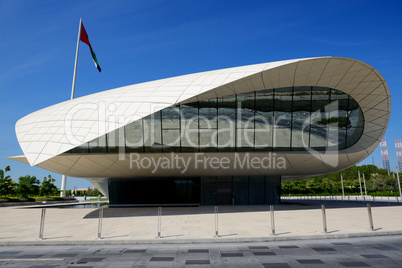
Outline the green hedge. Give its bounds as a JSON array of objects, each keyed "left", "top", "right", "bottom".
[{"left": 0, "top": 196, "right": 76, "bottom": 203}]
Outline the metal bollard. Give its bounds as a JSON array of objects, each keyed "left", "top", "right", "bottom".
[
  {"left": 39, "top": 208, "right": 46, "bottom": 240},
  {"left": 367, "top": 203, "right": 374, "bottom": 231},
  {"left": 321, "top": 205, "right": 327, "bottom": 233},
  {"left": 270, "top": 205, "right": 275, "bottom": 235},
  {"left": 157, "top": 207, "right": 162, "bottom": 238},
  {"left": 97, "top": 207, "right": 103, "bottom": 239},
  {"left": 214, "top": 206, "right": 219, "bottom": 237},
  {"left": 97, "top": 195, "right": 101, "bottom": 208}
]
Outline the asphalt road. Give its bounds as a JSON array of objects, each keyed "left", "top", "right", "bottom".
[{"left": 0, "top": 235, "right": 402, "bottom": 267}]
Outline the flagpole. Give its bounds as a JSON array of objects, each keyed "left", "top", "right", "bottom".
[
  {"left": 71, "top": 17, "right": 82, "bottom": 100},
  {"left": 61, "top": 18, "right": 82, "bottom": 197}
]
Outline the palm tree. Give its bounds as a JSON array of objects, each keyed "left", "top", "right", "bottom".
[{"left": 0, "top": 166, "right": 16, "bottom": 197}]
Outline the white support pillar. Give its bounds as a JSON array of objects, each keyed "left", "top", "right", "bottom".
[
  {"left": 60, "top": 175, "right": 67, "bottom": 197},
  {"left": 341, "top": 174, "right": 345, "bottom": 198}
]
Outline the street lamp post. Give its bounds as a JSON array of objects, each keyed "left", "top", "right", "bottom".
[{"left": 396, "top": 166, "right": 402, "bottom": 198}]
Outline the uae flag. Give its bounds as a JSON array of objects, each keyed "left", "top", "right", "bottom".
[{"left": 80, "top": 23, "right": 101, "bottom": 72}]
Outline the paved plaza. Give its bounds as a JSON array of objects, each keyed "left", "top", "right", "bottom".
[
  {"left": 0, "top": 199, "right": 401, "bottom": 245},
  {"left": 1, "top": 199, "right": 402, "bottom": 266},
  {"left": 1, "top": 235, "right": 402, "bottom": 267}
]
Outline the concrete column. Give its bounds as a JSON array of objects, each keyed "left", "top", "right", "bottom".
[{"left": 60, "top": 175, "right": 67, "bottom": 197}]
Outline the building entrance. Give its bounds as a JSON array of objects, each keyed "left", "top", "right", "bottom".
[
  {"left": 108, "top": 176, "right": 281, "bottom": 206},
  {"left": 108, "top": 177, "right": 200, "bottom": 205},
  {"left": 216, "top": 177, "right": 233, "bottom": 205}
]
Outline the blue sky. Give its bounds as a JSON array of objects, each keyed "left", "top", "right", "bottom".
[{"left": 1, "top": 0, "right": 401, "bottom": 190}]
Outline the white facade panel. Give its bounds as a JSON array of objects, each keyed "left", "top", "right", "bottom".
[{"left": 12, "top": 57, "right": 390, "bottom": 183}]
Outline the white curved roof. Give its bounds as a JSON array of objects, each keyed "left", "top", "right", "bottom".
[{"left": 15, "top": 56, "right": 391, "bottom": 173}]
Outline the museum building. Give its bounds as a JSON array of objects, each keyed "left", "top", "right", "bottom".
[{"left": 11, "top": 57, "right": 391, "bottom": 206}]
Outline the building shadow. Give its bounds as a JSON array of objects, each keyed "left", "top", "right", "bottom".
[{"left": 82, "top": 200, "right": 402, "bottom": 219}]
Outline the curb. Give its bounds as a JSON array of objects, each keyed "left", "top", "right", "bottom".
[{"left": 1, "top": 230, "right": 402, "bottom": 246}]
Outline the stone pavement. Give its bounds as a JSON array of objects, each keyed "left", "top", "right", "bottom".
[
  {"left": 1, "top": 235, "right": 402, "bottom": 267},
  {"left": 0, "top": 200, "right": 402, "bottom": 245}
]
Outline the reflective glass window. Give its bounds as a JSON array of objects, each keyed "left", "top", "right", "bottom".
[
  {"left": 67, "top": 86, "right": 364, "bottom": 154},
  {"left": 181, "top": 103, "right": 199, "bottom": 152},
  {"left": 199, "top": 129, "right": 217, "bottom": 151},
  {"left": 328, "top": 89, "right": 349, "bottom": 150},
  {"left": 255, "top": 90, "right": 274, "bottom": 150},
  {"left": 218, "top": 95, "right": 235, "bottom": 151},
  {"left": 162, "top": 107, "right": 180, "bottom": 129},
  {"left": 328, "top": 125, "right": 346, "bottom": 150},
  {"left": 125, "top": 120, "right": 144, "bottom": 152},
  {"left": 88, "top": 134, "right": 107, "bottom": 153},
  {"left": 291, "top": 125, "right": 310, "bottom": 150},
  {"left": 346, "top": 97, "right": 364, "bottom": 148},
  {"left": 181, "top": 129, "right": 198, "bottom": 152},
  {"left": 273, "top": 87, "right": 292, "bottom": 128},
  {"left": 162, "top": 129, "right": 180, "bottom": 151},
  {"left": 199, "top": 99, "right": 217, "bottom": 152},
  {"left": 273, "top": 87, "right": 292, "bottom": 150},
  {"left": 291, "top": 86, "right": 311, "bottom": 150},
  {"left": 310, "top": 126, "right": 327, "bottom": 150},
  {"left": 70, "top": 143, "right": 89, "bottom": 153},
  {"left": 273, "top": 127, "right": 291, "bottom": 150},
  {"left": 143, "top": 112, "right": 162, "bottom": 152},
  {"left": 308, "top": 87, "right": 330, "bottom": 149},
  {"left": 311, "top": 87, "right": 330, "bottom": 111},
  {"left": 236, "top": 93, "right": 255, "bottom": 150},
  {"left": 237, "top": 92, "right": 255, "bottom": 129},
  {"left": 346, "top": 127, "right": 363, "bottom": 148},
  {"left": 327, "top": 90, "right": 348, "bottom": 128},
  {"left": 236, "top": 128, "right": 254, "bottom": 151},
  {"left": 348, "top": 98, "right": 364, "bottom": 128},
  {"left": 107, "top": 126, "right": 125, "bottom": 153},
  {"left": 199, "top": 99, "right": 217, "bottom": 129},
  {"left": 181, "top": 103, "right": 198, "bottom": 128}
]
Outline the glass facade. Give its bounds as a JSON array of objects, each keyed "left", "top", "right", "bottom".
[{"left": 66, "top": 87, "right": 364, "bottom": 154}]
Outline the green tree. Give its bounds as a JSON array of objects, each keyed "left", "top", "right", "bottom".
[
  {"left": 39, "top": 175, "right": 59, "bottom": 196},
  {"left": 281, "top": 164, "right": 396, "bottom": 196},
  {"left": 16, "top": 175, "right": 40, "bottom": 198},
  {"left": 92, "top": 188, "right": 104, "bottom": 197},
  {"left": 0, "top": 166, "right": 16, "bottom": 197}
]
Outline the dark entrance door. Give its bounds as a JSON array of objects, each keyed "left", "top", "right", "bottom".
[
  {"left": 216, "top": 177, "right": 233, "bottom": 205},
  {"left": 108, "top": 178, "right": 201, "bottom": 205}
]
